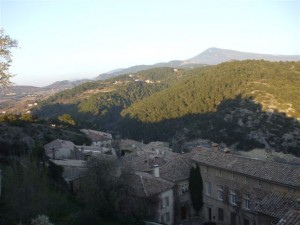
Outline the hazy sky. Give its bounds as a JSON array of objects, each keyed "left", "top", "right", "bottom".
[{"left": 1, "top": 0, "right": 300, "bottom": 87}]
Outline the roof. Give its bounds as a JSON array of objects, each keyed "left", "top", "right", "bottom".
[
  {"left": 50, "top": 159, "right": 86, "bottom": 167},
  {"left": 255, "top": 193, "right": 296, "bottom": 219},
  {"left": 190, "top": 147, "right": 300, "bottom": 187},
  {"left": 159, "top": 155, "right": 191, "bottom": 182},
  {"left": 276, "top": 209, "right": 300, "bottom": 225},
  {"left": 119, "top": 139, "right": 145, "bottom": 151},
  {"left": 130, "top": 172, "right": 174, "bottom": 198},
  {"left": 122, "top": 149, "right": 179, "bottom": 172},
  {"left": 44, "top": 139, "right": 75, "bottom": 151},
  {"left": 80, "top": 129, "right": 112, "bottom": 142}
]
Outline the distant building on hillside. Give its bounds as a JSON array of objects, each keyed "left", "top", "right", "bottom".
[
  {"left": 44, "top": 139, "right": 75, "bottom": 160},
  {"left": 80, "top": 129, "right": 112, "bottom": 147}
]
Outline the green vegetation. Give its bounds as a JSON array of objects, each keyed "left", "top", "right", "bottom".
[
  {"left": 189, "top": 164, "right": 203, "bottom": 213},
  {"left": 33, "top": 60, "right": 300, "bottom": 156},
  {"left": 122, "top": 60, "right": 300, "bottom": 122},
  {"left": 0, "top": 29, "right": 18, "bottom": 87}
]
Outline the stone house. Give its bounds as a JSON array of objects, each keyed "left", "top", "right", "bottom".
[
  {"left": 44, "top": 139, "right": 75, "bottom": 160},
  {"left": 80, "top": 129, "right": 112, "bottom": 147},
  {"left": 124, "top": 169, "right": 174, "bottom": 225},
  {"left": 50, "top": 159, "right": 86, "bottom": 194},
  {"left": 189, "top": 147, "right": 300, "bottom": 225},
  {"left": 159, "top": 155, "right": 193, "bottom": 225}
]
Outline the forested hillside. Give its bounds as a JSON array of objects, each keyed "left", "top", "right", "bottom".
[
  {"left": 120, "top": 60, "right": 300, "bottom": 155},
  {"left": 35, "top": 67, "right": 189, "bottom": 129},
  {"left": 34, "top": 60, "right": 300, "bottom": 156}
]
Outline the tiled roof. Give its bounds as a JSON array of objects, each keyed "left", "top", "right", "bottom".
[
  {"left": 159, "top": 155, "right": 191, "bottom": 182},
  {"left": 130, "top": 172, "right": 174, "bottom": 198},
  {"left": 255, "top": 193, "right": 296, "bottom": 219},
  {"left": 51, "top": 159, "right": 86, "bottom": 167},
  {"left": 80, "top": 129, "right": 112, "bottom": 142},
  {"left": 44, "top": 139, "right": 75, "bottom": 157},
  {"left": 122, "top": 151, "right": 169, "bottom": 172},
  {"left": 119, "top": 139, "right": 145, "bottom": 151},
  {"left": 276, "top": 209, "right": 300, "bottom": 225},
  {"left": 190, "top": 147, "right": 300, "bottom": 187}
]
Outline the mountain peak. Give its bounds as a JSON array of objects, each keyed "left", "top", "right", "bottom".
[{"left": 184, "top": 48, "right": 300, "bottom": 65}]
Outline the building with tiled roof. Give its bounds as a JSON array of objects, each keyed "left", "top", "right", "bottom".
[
  {"left": 159, "top": 155, "right": 192, "bottom": 224},
  {"left": 255, "top": 193, "right": 298, "bottom": 224},
  {"left": 276, "top": 207, "right": 300, "bottom": 225},
  {"left": 189, "top": 147, "right": 300, "bottom": 225},
  {"left": 44, "top": 139, "right": 75, "bottom": 160},
  {"left": 124, "top": 171, "right": 174, "bottom": 225},
  {"left": 80, "top": 129, "right": 112, "bottom": 147}
]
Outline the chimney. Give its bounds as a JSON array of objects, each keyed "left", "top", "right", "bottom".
[
  {"left": 212, "top": 143, "right": 219, "bottom": 151},
  {"left": 153, "top": 165, "right": 159, "bottom": 178}
]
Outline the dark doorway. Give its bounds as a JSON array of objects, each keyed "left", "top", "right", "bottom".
[
  {"left": 208, "top": 207, "right": 212, "bottom": 221},
  {"left": 181, "top": 206, "right": 187, "bottom": 220},
  {"left": 231, "top": 212, "right": 237, "bottom": 225}
]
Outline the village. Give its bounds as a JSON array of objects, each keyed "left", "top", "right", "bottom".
[{"left": 43, "top": 129, "right": 300, "bottom": 225}]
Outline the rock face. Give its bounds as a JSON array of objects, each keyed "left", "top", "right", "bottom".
[{"left": 199, "top": 98, "right": 300, "bottom": 156}]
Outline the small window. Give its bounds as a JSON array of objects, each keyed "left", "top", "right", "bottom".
[
  {"left": 243, "top": 194, "right": 251, "bottom": 210},
  {"left": 162, "top": 196, "right": 169, "bottom": 208},
  {"left": 219, "top": 169, "right": 222, "bottom": 176},
  {"left": 244, "top": 176, "right": 248, "bottom": 183},
  {"left": 230, "top": 189, "right": 237, "bottom": 205},
  {"left": 257, "top": 180, "right": 261, "bottom": 187},
  {"left": 218, "top": 208, "right": 224, "bottom": 221},
  {"left": 206, "top": 182, "right": 211, "bottom": 196},
  {"left": 231, "top": 172, "right": 235, "bottom": 179},
  {"left": 165, "top": 212, "right": 170, "bottom": 222},
  {"left": 181, "top": 183, "right": 189, "bottom": 195},
  {"left": 217, "top": 185, "right": 224, "bottom": 201}
]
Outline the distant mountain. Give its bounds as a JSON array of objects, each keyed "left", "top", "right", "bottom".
[
  {"left": 183, "top": 47, "right": 300, "bottom": 65},
  {"left": 95, "top": 61, "right": 187, "bottom": 80},
  {"left": 96, "top": 47, "right": 300, "bottom": 80},
  {"left": 44, "top": 79, "right": 90, "bottom": 90}
]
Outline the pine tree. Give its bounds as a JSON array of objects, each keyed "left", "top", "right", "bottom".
[{"left": 189, "top": 164, "right": 203, "bottom": 213}]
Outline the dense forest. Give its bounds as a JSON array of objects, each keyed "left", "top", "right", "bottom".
[{"left": 33, "top": 60, "right": 300, "bottom": 156}]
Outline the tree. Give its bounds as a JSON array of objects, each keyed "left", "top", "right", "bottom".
[
  {"left": 189, "top": 164, "right": 203, "bottom": 214},
  {"left": 80, "top": 156, "right": 124, "bottom": 218},
  {"left": 58, "top": 114, "right": 76, "bottom": 126},
  {"left": 0, "top": 29, "right": 18, "bottom": 87}
]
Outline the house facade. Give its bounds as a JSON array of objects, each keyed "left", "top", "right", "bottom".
[
  {"left": 190, "top": 147, "right": 300, "bottom": 225},
  {"left": 44, "top": 139, "right": 75, "bottom": 160}
]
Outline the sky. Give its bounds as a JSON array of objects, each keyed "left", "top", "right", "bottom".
[{"left": 1, "top": 0, "right": 300, "bottom": 87}]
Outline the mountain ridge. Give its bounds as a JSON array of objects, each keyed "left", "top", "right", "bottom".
[{"left": 95, "top": 47, "right": 300, "bottom": 80}]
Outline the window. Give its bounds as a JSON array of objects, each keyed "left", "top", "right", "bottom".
[
  {"left": 206, "top": 166, "right": 209, "bottom": 173},
  {"left": 230, "top": 189, "right": 237, "bottom": 205},
  {"left": 162, "top": 196, "right": 169, "bottom": 208},
  {"left": 243, "top": 218, "right": 250, "bottom": 225},
  {"left": 217, "top": 185, "right": 224, "bottom": 201},
  {"left": 231, "top": 172, "right": 235, "bottom": 180},
  {"left": 165, "top": 212, "right": 170, "bottom": 222},
  {"left": 243, "top": 194, "right": 251, "bottom": 210},
  {"left": 180, "top": 183, "right": 189, "bottom": 195},
  {"left": 217, "top": 169, "right": 222, "bottom": 176},
  {"left": 218, "top": 208, "right": 224, "bottom": 221},
  {"left": 244, "top": 176, "right": 248, "bottom": 183},
  {"left": 257, "top": 180, "right": 261, "bottom": 188},
  {"left": 206, "top": 182, "right": 211, "bottom": 196},
  {"left": 255, "top": 198, "right": 262, "bottom": 207}
]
